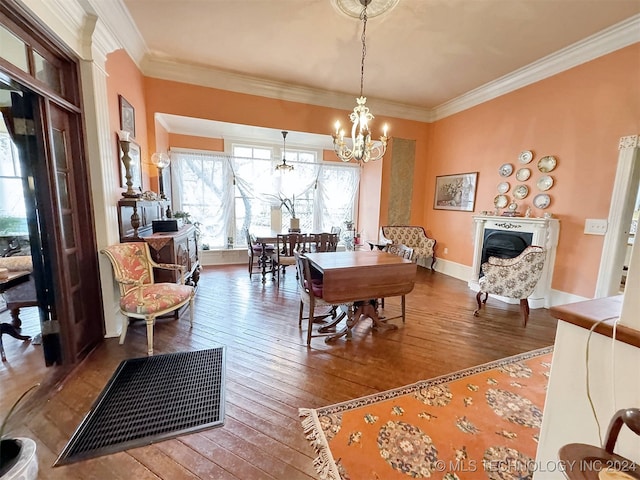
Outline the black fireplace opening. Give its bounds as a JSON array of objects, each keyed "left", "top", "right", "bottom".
[{"left": 480, "top": 229, "right": 533, "bottom": 276}]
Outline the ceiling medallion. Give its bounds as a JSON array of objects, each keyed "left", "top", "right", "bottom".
[{"left": 333, "top": 0, "right": 399, "bottom": 19}]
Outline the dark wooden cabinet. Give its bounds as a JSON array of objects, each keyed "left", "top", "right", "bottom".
[
  {"left": 116, "top": 199, "right": 200, "bottom": 286},
  {"left": 143, "top": 225, "right": 200, "bottom": 286}
]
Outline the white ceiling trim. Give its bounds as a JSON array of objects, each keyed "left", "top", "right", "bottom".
[
  {"left": 90, "top": 0, "right": 148, "bottom": 66},
  {"left": 433, "top": 14, "right": 640, "bottom": 120},
  {"left": 86, "top": 2, "right": 640, "bottom": 125},
  {"left": 140, "top": 55, "right": 434, "bottom": 123}
]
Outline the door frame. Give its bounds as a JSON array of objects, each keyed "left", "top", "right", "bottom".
[{"left": 595, "top": 134, "right": 640, "bottom": 298}]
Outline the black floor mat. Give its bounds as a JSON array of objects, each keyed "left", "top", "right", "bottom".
[{"left": 55, "top": 347, "right": 225, "bottom": 466}]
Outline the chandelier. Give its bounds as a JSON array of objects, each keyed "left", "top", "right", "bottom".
[
  {"left": 275, "top": 130, "right": 294, "bottom": 171},
  {"left": 332, "top": 0, "right": 389, "bottom": 164}
]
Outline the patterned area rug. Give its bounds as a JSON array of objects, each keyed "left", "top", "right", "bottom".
[{"left": 300, "top": 347, "right": 553, "bottom": 480}]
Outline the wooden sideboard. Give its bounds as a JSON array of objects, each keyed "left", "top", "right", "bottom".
[
  {"left": 116, "top": 200, "right": 200, "bottom": 286},
  {"left": 143, "top": 225, "right": 200, "bottom": 286}
]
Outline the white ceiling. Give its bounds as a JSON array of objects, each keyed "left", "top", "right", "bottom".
[{"left": 119, "top": 0, "right": 640, "bottom": 146}]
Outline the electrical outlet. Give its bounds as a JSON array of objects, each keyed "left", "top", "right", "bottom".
[
  {"left": 443, "top": 247, "right": 449, "bottom": 254},
  {"left": 584, "top": 218, "right": 608, "bottom": 235}
]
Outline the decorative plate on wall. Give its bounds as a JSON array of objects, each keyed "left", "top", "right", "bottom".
[
  {"left": 537, "top": 175, "right": 554, "bottom": 191},
  {"left": 516, "top": 168, "right": 531, "bottom": 182},
  {"left": 533, "top": 193, "right": 551, "bottom": 209},
  {"left": 494, "top": 194, "right": 508, "bottom": 208},
  {"left": 499, "top": 163, "right": 514, "bottom": 177},
  {"left": 537, "top": 155, "right": 557, "bottom": 173},
  {"left": 497, "top": 182, "right": 510, "bottom": 194},
  {"left": 518, "top": 150, "right": 533, "bottom": 164},
  {"left": 514, "top": 184, "right": 529, "bottom": 200}
]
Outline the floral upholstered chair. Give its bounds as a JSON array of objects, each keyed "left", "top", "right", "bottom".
[
  {"left": 473, "top": 245, "right": 545, "bottom": 326},
  {"left": 101, "top": 242, "right": 195, "bottom": 355}
]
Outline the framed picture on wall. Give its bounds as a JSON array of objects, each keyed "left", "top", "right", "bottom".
[
  {"left": 434, "top": 172, "right": 478, "bottom": 212},
  {"left": 118, "top": 95, "right": 135, "bottom": 138},
  {"left": 118, "top": 137, "right": 142, "bottom": 192}
]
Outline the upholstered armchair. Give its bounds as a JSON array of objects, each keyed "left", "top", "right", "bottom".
[
  {"left": 380, "top": 226, "right": 436, "bottom": 269},
  {"left": 101, "top": 242, "right": 195, "bottom": 355},
  {"left": 473, "top": 245, "right": 545, "bottom": 326}
]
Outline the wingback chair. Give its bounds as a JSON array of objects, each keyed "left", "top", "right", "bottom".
[
  {"left": 473, "top": 245, "right": 545, "bottom": 326},
  {"left": 101, "top": 242, "right": 195, "bottom": 355}
]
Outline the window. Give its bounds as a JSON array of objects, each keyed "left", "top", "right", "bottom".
[
  {"left": 171, "top": 141, "right": 359, "bottom": 249},
  {"left": 0, "top": 130, "right": 28, "bottom": 235}
]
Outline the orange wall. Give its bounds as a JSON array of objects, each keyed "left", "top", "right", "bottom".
[
  {"left": 105, "top": 43, "right": 639, "bottom": 298},
  {"left": 105, "top": 50, "right": 151, "bottom": 192},
  {"left": 140, "top": 76, "right": 430, "bottom": 234},
  {"left": 425, "top": 43, "right": 640, "bottom": 297}
]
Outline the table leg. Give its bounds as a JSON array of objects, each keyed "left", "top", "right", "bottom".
[
  {"left": 257, "top": 243, "right": 274, "bottom": 283},
  {"left": 325, "top": 300, "right": 398, "bottom": 342}
]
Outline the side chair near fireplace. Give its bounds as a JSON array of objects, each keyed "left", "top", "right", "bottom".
[
  {"left": 473, "top": 245, "right": 545, "bottom": 326},
  {"left": 101, "top": 242, "right": 195, "bottom": 356}
]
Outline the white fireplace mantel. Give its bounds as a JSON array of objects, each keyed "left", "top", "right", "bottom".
[{"left": 468, "top": 215, "right": 560, "bottom": 308}]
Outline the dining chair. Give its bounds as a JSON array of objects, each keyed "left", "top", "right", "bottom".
[
  {"left": 245, "top": 229, "right": 275, "bottom": 279},
  {"left": 294, "top": 251, "right": 342, "bottom": 346},
  {"left": 313, "top": 233, "right": 339, "bottom": 252},
  {"left": 379, "top": 243, "right": 414, "bottom": 322},
  {"left": 473, "top": 245, "right": 545, "bottom": 326},
  {"left": 276, "top": 233, "right": 307, "bottom": 281},
  {"left": 558, "top": 408, "right": 639, "bottom": 480},
  {"left": 100, "top": 242, "right": 195, "bottom": 356}
]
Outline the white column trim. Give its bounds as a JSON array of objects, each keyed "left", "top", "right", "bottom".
[{"left": 594, "top": 135, "right": 640, "bottom": 298}]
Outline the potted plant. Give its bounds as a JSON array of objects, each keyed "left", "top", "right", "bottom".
[
  {"left": 0, "top": 384, "right": 39, "bottom": 479},
  {"left": 268, "top": 193, "right": 298, "bottom": 231}
]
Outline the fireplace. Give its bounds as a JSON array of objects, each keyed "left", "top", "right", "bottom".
[
  {"left": 480, "top": 229, "right": 533, "bottom": 270},
  {"left": 469, "top": 215, "right": 560, "bottom": 308}
]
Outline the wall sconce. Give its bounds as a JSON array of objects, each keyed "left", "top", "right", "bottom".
[
  {"left": 150, "top": 152, "right": 171, "bottom": 200},
  {"left": 118, "top": 130, "right": 141, "bottom": 198}
]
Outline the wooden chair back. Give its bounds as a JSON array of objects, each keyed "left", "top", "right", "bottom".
[{"left": 385, "top": 243, "right": 414, "bottom": 261}]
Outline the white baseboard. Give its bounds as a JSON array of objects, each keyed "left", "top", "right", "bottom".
[
  {"left": 433, "top": 257, "right": 473, "bottom": 281},
  {"left": 200, "top": 249, "right": 246, "bottom": 266},
  {"left": 548, "top": 289, "right": 590, "bottom": 307}
]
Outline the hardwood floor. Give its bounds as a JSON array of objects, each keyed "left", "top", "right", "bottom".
[{"left": 1, "top": 265, "right": 558, "bottom": 479}]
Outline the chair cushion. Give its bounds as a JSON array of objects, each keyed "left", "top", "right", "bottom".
[
  {"left": 304, "top": 279, "right": 324, "bottom": 298},
  {"left": 120, "top": 283, "right": 193, "bottom": 315},
  {"left": 0, "top": 256, "right": 33, "bottom": 272}
]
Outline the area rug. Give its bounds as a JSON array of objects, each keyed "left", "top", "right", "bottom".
[
  {"left": 55, "top": 347, "right": 226, "bottom": 466},
  {"left": 300, "top": 346, "right": 553, "bottom": 480}
]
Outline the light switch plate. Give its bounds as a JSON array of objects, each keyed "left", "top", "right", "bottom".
[{"left": 584, "top": 218, "right": 608, "bottom": 235}]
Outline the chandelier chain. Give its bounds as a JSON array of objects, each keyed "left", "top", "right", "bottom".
[{"left": 359, "top": 4, "right": 368, "bottom": 97}]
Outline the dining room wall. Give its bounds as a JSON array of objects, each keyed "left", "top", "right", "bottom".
[
  {"left": 105, "top": 43, "right": 639, "bottom": 300},
  {"left": 425, "top": 42, "right": 640, "bottom": 299}
]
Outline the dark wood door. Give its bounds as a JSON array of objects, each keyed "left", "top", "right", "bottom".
[{"left": 46, "top": 101, "right": 104, "bottom": 362}]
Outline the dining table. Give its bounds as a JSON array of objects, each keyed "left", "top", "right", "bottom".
[{"left": 304, "top": 250, "right": 417, "bottom": 342}]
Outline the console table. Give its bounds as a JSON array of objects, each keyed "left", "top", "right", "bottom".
[{"left": 144, "top": 225, "right": 200, "bottom": 287}]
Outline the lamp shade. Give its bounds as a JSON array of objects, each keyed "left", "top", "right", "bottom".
[{"left": 151, "top": 152, "right": 170, "bottom": 169}]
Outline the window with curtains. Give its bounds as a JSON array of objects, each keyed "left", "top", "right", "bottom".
[
  {"left": 170, "top": 144, "right": 359, "bottom": 249},
  {"left": 0, "top": 131, "right": 28, "bottom": 235}
]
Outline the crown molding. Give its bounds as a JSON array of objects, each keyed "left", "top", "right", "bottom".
[
  {"left": 89, "top": 0, "right": 147, "bottom": 66},
  {"left": 433, "top": 14, "right": 640, "bottom": 120},
  {"left": 141, "top": 55, "right": 435, "bottom": 123}
]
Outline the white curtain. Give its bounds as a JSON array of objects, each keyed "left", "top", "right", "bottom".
[{"left": 171, "top": 149, "right": 360, "bottom": 248}]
